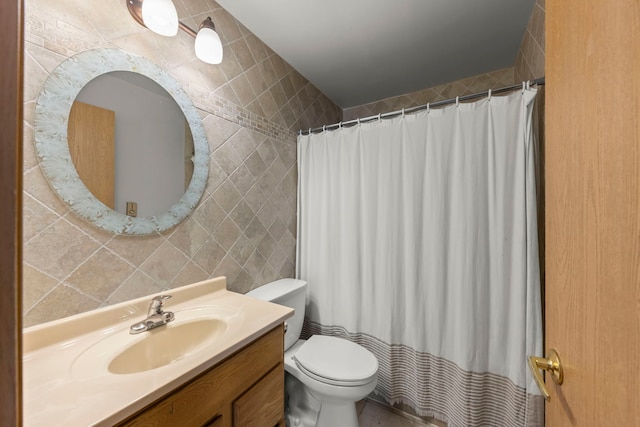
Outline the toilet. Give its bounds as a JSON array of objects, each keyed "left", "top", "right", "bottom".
[{"left": 247, "top": 278, "right": 378, "bottom": 427}]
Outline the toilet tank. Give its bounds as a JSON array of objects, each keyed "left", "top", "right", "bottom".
[{"left": 247, "top": 278, "right": 307, "bottom": 351}]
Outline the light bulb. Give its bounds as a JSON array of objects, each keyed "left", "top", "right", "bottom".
[
  {"left": 195, "top": 23, "right": 223, "bottom": 64},
  {"left": 141, "top": 0, "right": 178, "bottom": 37}
]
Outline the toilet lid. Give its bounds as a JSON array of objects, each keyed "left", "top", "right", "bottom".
[{"left": 293, "top": 335, "right": 378, "bottom": 386}]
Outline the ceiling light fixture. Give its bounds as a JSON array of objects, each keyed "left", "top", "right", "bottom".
[{"left": 126, "top": 0, "right": 223, "bottom": 64}]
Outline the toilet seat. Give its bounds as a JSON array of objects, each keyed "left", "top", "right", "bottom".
[{"left": 292, "top": 335, "right": 378, "bottom": 387}]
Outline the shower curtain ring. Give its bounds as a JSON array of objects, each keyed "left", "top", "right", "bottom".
[
  {"left": 402, "top": 108, "right": 405, "bottom": 118},
  {"left": 378, "top": 113, "right": 381, "bottom": 121},
  {"left": 488, "top": 89, "right": 492, "bottom": 101},
  {"left": 323, "top": 125, "right": 326, "bottom": 132},
  {"left": 427, "top": 103, "right": 430, "bottom": 113},
  {"left": 456, "top": 96, "right": 459, "bottom": 107},
  {"left": 339, "top": 121, "right": 342, "bottom": 128}
]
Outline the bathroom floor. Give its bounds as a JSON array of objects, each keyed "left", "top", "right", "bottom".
[{"left": 357, "top": 400, "right": 441, "bottom": 427}]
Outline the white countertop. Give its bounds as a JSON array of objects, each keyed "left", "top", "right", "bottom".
[{"left": 22, "top": 277, "right": 293, "bottom": 427}]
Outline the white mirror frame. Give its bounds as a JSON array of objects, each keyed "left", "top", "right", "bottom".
[{"left": 34, "top": 48, "right": 209, "bottom": 235}]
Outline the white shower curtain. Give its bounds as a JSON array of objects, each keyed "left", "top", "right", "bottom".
[{"left": 296, "top": 89, "right": 543, "bottom": 427}]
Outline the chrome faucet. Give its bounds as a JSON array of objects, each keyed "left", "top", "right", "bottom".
[{"left": 129, "top": 295, "right": 175, "bottom": 334}]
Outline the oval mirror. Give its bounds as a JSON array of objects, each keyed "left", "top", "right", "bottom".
[{"left": 34, "top": 49, "right": 209, "bottom": 235}]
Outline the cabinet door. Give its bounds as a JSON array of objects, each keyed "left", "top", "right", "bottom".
[{"left": 233, "top": 363, "right": 285, "bottom": 427}]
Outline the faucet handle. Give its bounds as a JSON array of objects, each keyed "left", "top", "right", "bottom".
[
  {"left": 149, "top": 294, "right": 172, "bottom": 314},
  {"left": 152, "top": 294, "right": 172, "bottom": 303}
]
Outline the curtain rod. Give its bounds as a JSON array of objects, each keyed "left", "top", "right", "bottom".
[{"left": 299, "top": 77, "right": 545, "bottom": 136}]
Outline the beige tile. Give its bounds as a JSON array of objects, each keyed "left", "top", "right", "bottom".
[
  {"left": 105, "top": 270, "right": 163, "bottom": 306},
  {"left": 244, "top": 33, "right": 270, "bottom": 65},
  {"left": 228, "top": 268, "right": 254, "bottom": 294},
  {"left": 245, "top": 98, "right": 267, "bottom": 118},
  {"left": 214, "top": 82, "right": 242, "bottom": 107},
  {"left": 23, "top": 167, "right": 69, "bottom": 218},
  {"left": 66, "top": 248, "right": 135, "bottom": 300},
  {"left": 230, "top": 73, "right": 257, "bottom": 108},
  {"left": 229, "top": 162, "right": 256, "bottom": 195},
  {"left": 23, "top": 194, "right": 60, "bottom": 243},
  {"left": 245, "top": 65, "right": 268, "bottom": 99},
  {"left": 63, "top": 211, "right": 114, "bottom": 245},
  {"left": 259, "top": 260, "right": 279, "bottom": 284},
  {"left": 180, "top": 0, "right": 210, "bottom": 17},
  {"left": 229, "top": 200, "right": 256, "bottom": 232},
  {"left": 23, "top": 284, "right": 100, "bottom": 327},
  {"left": 206, "top": 158, "right": 230, "bottom": 193},
  {"left": 214, "top": 217, "right": 242, "bottom": 251},
  {"left": 192, "top": 236, "right": 226, "bottom": 274},
  {"left": 210, "top": 7, "right": 243, "bottom": 45},
  {"left": 228, "top": 235, "right": 256, "bottom": 267},
  {"left": 229, "top": 38, "right": 257, "bottom": 72},
  {"left": 107, "top": 233, "right": 164, "bottom": 267},
  {"left": 168, "top": 217, "right": 209, "bottom": 258},
  {"left": 214, "top": 138, "right": 245, "bottom": 176},
  {"left": 257, "top": 90, "right": 280, "bottom": 120},
  {"left": 244, "top": 249, "right": 268, "bottom": 281},
  {"left": 192, "top": 195, "right": 226, "bottom": 233},
  {"left": 22, "top": 264, "right": 59, "bottom": 312},
  {"left": 212, "top": 254, "right": 243, "bottom": 284},
  {"left": 258, "top": 59, "right": 279, "bottom": 90},
  {"left": 278, "top": 258, "right": 295, "bottom": 279},
  {"left": 139, "top": 241, "right": 189, "bottom": 286},
  {"left": 244, "top": 216, "right": 268, "bottom": 247},
  {"left": 168, "top": 261, "right": 209, "bottom": 290},
  {"left": 267, "top": 244, "right": 287, "bottom": 273},
  {"left": 24, "top": 218, "right": 100, "bottom": 280},
  {"left": 256, "top": 197, "right": 280, "bottom": 230},
  {"left": 212, "top": 179, "right": 242, "bottom": 213}
]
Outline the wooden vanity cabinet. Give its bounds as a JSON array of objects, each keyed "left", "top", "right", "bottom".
[{"left": 118, "top": 325, "right": 285, "bottom": 427}]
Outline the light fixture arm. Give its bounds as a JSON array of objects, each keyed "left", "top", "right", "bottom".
[
  {"left": 126, "top": 0, "right": 146, "bottom": 28},
  {"left": 178, "top": 21, "right": 197, "bottom": 38}
]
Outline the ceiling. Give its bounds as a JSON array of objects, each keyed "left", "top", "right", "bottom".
[{"left": 216, "top": 0, "right": 536, "bottom": 108}]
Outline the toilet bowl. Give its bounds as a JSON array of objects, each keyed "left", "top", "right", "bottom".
[{"left": 247, "top": 279, "right": 378, "bottom": 427}]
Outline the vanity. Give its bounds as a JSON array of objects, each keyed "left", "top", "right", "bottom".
[{"left": 22, "top": 277, "right": 293, "bottom": 427}]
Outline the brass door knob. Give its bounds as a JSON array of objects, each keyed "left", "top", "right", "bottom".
[{"left": 527, "top": 348, "right": 564, "bottom": 401}]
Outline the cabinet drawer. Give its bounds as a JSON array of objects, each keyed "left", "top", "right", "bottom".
[
  {"left": 233, "top": 363, "right": 284, "bottom": 427},
  {"left": 119, "top": 326, "right": 283, "bottom": 427}
]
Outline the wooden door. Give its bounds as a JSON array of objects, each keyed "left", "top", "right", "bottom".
[
  {"left": 0, "top": 0, "right": 22, "bottom": 426},
  {"left": 545, "top": 0, "right": 640, "bottom": 424},
  {"left": 68, "top": 101, "right": 115, "bottom": 208}
]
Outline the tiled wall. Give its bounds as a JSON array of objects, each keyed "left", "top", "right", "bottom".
[
  {"left": 22, "top": 0, "right": 341, "bottom": 327},
  {"left": 515, "top": 0, "right": 545, "bottom": 82}
]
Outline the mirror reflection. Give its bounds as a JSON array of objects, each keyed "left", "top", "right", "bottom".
[
  {"left": 34, "top": 48, "right": 209, "bottom": 235},
  {"left": 69, "top": 71, "right": 194, "bottom": 217}
]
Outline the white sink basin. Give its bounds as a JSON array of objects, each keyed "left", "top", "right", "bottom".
[
  {"left": 72, "top": 306, "right": 240, "bottom": 377},
  {"left": 108, "top": 318, "right": 227, "bottom": 374}
]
